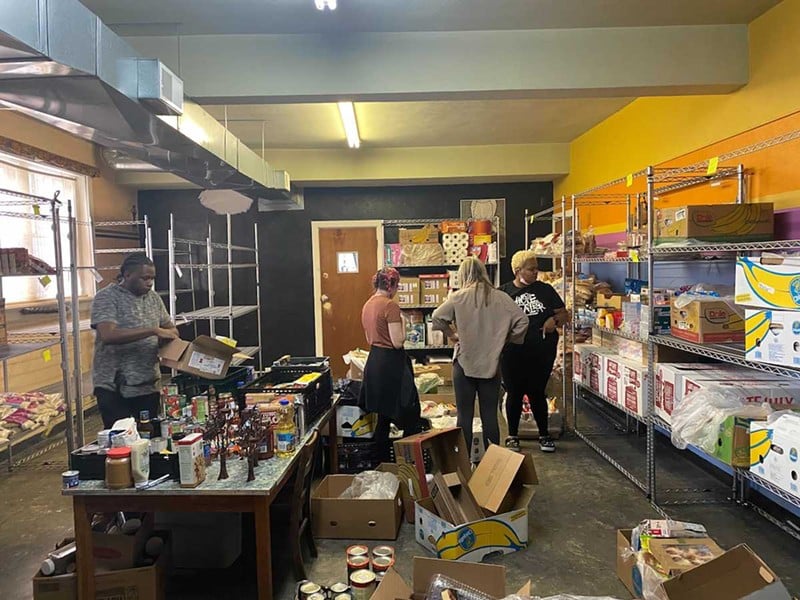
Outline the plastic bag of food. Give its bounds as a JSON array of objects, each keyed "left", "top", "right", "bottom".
[
  {"left": 338, "top": 470, "right": 399, "bottom": 500},
  {"left": 670, "top": 387, "right": 771, "bottom": 453},
  {"left": 343, "top": 348, "right": 369, "bottom": 373},
  {"left": 416, "top": 372, "right": 444, "bottom": 394}
]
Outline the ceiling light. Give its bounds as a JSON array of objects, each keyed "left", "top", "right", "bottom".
[
  {"left": 315, "top": 0, "right": 337, "bottom": 10},
  {"left": 337, "top": 101, "right": 360, "bottom": 149}
]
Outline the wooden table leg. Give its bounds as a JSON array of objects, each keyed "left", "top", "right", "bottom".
[
  {"left": 327, "top": 413, "right": 338, "bottom": 474},
  {"left": 73, "top": 496, "right": 95, "bottom": 600},
  {"left": 254, "top": 497, "right": 273, "bottom": 600}
]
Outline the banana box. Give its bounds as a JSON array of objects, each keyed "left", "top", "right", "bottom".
[
  {"left": 415, "top": 444, "right": 538, "bottom": 562},
  {"left": 736, "top": 256, "right": 800, "bottom": 310},
  {"left": 750, "top": 414, "right": 800, "bottom": 500},
  {"left": 746, "top": 309, "right": 800, "bottom": 369},
  {"left": 336, "top": 405, "right": 376, "bottom": 438},
  {"left": 670, "top": 296, "right": 744, "bottom": 344},
  {"left": 655, "top": 203, "right": 773, "bottom": 243}
]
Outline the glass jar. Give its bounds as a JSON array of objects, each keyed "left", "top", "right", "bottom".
[{"left": 105, "top": 447, "right": 133, "bottom": 489}]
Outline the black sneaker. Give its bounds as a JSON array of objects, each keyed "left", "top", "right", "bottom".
[
  {"left": 504, "top": 436, "right": 521, "bottom": 452},
  {"left": 539, "top": 436, "right": 556, "bottom": 453}
]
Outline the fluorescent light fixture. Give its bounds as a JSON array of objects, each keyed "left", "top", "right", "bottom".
[
  {"left": 337, "top": 101, "right": 360, "bottom": 149},
  {"left": 315, "top": 0, "right": 337, "bottom": 10}
]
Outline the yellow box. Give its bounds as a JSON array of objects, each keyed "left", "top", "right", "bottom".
[{"left": 736, "top": 256, "right": 800, "bottom": 310}]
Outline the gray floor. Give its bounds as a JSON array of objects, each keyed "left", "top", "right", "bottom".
[{"left": 2, "top": 404, "right": 799, "bottom": 600}]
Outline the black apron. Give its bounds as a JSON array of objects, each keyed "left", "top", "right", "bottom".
[{"left": 358, "top": 345, "right": 420, "bottom": 427}]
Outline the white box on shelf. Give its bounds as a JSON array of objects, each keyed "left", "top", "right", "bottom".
[
  {"left": 603, "top": 355, "right": 625, "bottom": 405},
  {"left": 750, "top": 413, "right": 800, "bottom": 500},
  {"left": 735, "top": 256, "right": 800, "bottom": 310},
  {"left": 745, "top": 309, "right": 800, "bottom": 369},
  {"left": 573, "top": 344, "right": 598, "bottom": 386},
  {"left": 655, "top": 363, "right": 719, "bottom": 424},
  {"left": 621, "top": 361, "right": 648, "bottom": 418}
]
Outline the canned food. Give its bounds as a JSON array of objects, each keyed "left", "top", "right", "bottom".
[
  {"left": 347, "top": 555, "right": 370, "bottom": 575},
  {"left": 372, "top": 545, "right": 394, "bottom": 560},
  {"left": 298, "top": 581, "right": 321, "bottom": 599},
  {"left": 349, "top": 569, "right": 377, "bottom": 600},
  {"left": 329, "top": 583, "right": 350, "bottom": 595},
  {"left": 346, "top": 544, "right": 369, "bottom": 559},
  {"left": 307, "top": 593, "right": 326, "bottom": 600},
  {"left": 334, "top": 594, "right": 352, "bottom": 600},
  {"left": 61, "top": 470, "right": 80, "bottom": 489},
  {"left": 97, "top": 429, "right": 111, "bottom": 448}
]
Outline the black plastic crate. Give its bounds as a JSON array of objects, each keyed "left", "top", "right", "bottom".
[
  {"left": 171, "top": 366, "right": 255, "bottom": 399},
  {"left": 238, "top": 365, "right": 333, "bottom": 426},
  {"left": 70, "top": 450, "right": 180, "bottom": 481},
  {"left": 272, "top": 355, "right": 330, "bottom": 369}
]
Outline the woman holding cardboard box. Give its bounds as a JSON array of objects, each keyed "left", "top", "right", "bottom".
[
  {"left": 432, "top": 257, "right": 529, "bottom": 454},
  {"left": 359, "top": 267, "right": 422, "bottom": 461}
]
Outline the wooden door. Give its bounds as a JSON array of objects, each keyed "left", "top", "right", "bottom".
[{"left": 317, "top": 226, "right": 378, "bottom": 377}]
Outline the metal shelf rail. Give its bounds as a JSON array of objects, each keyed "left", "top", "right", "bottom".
[
  {"left": 167, "top": 214, "right": 263, "bottom": 370},
  {"left": 0, "top": 188, "right": 75, "bottom": 467}
]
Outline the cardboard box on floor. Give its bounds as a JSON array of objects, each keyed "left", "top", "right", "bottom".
[
  {"left": 616, "top": 529, "right": 637, "bottom": 598},
  {"left": 92, "top": 513, "right": 155, "bottom": 571},
  {"left": 371, "top": 556, "right": 530, "bottom": 600},
  {"left": 158, "top": 335, "right": 239, "bottom": 379},
  {"left": 32, "top": 534, "right": 169, "bottom": 600},
  {"left": 659, "top": 544, "right": 791, "bottom": 600},
  {"left": 311, "top": 472, "right": 403, "bottom": 540},
  {"left": 394, "top": 428, "right": 471, "bottom": 521},
  {"left": 416, "top": 444, "right": 538, "bottom": 562}
]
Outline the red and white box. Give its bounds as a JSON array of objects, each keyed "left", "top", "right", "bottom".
[
  {"left": 622, "top": 362, "right": 648, "bottom": 418},
  {"left": 603, "top": 355, "right": 624, "bottom": 405}
]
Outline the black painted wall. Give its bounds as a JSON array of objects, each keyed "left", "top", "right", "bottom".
[{"left": 140, "top": 182, "right": 554, "bottom": 363}]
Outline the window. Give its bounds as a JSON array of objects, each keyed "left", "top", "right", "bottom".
[{"left": 0, "top": 151, "right": 94, "bottom": 304}]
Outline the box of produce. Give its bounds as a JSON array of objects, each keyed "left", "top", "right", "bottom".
[{"left": 655, "top": 203, "right": 773, "bottom": 243}]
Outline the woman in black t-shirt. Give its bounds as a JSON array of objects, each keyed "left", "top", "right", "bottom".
[{"left": 500, "top": 250, "right": 569, "bottom": 452}]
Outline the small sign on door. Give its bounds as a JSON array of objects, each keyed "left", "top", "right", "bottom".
[{"left": 337, "top": 251, "right": 359, "bottom": 273}]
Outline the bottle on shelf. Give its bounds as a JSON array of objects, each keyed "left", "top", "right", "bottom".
[
  {"left": 137, "top": 410, "right": 154, "bottom": 440},
  {"left": 208, "top": 385, "right": 217, "bottom": 416},
  {"left": 40, "top": 541, "right": 77, "bottom": 576},
  {"left": 274, "top": 399, "right": 296, "bottom": 458}
]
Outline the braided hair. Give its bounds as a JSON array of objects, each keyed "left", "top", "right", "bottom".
[
  {"left": 372, "top": 267, "right": 400, "bottom": 292},
  {"left": 118, "top": 252, "right": 154, "bottom": 282}
]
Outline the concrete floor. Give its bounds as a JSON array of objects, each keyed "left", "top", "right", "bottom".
[{"left": 2, "top": 404, "right": 800, "bottom": 600}]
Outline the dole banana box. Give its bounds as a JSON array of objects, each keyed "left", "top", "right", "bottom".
[
  {"left": 736, "top": 255, "right": 800, "bottom": 310},
  {"left": 670, "top": 296, "right": 744, "bottom": 344},
  {"left": 655, "top": 203, "right": 773, "bottom": 243},
  {"left": 750, "top": 414, "right": 800, "bottom": 500},
  {"left": 416, "top": 444, "right": 538, "bottom": 562},
  {"left": 746, "top": 309, "right": 800, "bottom": 369}
]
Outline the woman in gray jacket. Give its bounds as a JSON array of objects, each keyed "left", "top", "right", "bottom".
[{"left": 432, "top": 257, "right": 529, "bottom": 452}]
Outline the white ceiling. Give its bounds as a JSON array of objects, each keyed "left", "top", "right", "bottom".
[
  {"left": 204, "top": 98, "right": 634, "bottom": 149},
  {"left": 80, "top": 0, "right": 780, "bottom": 36}
]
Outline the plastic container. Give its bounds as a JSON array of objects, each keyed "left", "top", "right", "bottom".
[
  {"left": 40, "top": 542, "right": 76, "bottom": 576},
  {"left": 105, "top": 447, "right": 133, "bottom": 489},
  {"left": 130, "top": 439, "right": 150, "bottom": 486}
]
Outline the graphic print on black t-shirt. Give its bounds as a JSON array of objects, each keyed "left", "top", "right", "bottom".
[{"left": 499, "top": 280, "right": 565, "bottom": 346}]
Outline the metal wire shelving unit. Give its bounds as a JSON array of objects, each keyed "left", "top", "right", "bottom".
[
  {"left": 167, "top": 214, "right": 263, "bottom": 370},
  {"left": 0, "top": 188, "right": 77, "bottom": 469}
]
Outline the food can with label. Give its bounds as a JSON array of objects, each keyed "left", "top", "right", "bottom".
[
  {"left": 372, "top": 556, "right": 394, "bottom": 581},
  {"left": 346, "top": 544, "right": 369, "bottom": 559},
  {"left": 61, "top": 470, "right": 80, "bottom": 489},
  {"left": 307, "top": 593, "right": 326, "bottom": 600},
  {"left": 372, "top": 545, "right": 394, "bottom": 560},
  {"left": 347, "top": 555, "right": 370, "bottom": 576},
  {"left": 349, "top": 569, "right": 377, "bottom": 600},
  {"left": 329, "top": 582, "right": 350, "bottom": 595},
  {"left": 298, "top": 580, "right": 322, "bottom": 600},
  {"left": 333, "top": 594, "right": 353, "bottom": 600}
]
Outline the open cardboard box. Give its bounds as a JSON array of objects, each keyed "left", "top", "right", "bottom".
[
  {"left": 158, "top": 335, "right": 239, "bottom": 379},
  {"left": 311, "top": 473, "right": 403, "bottom": 540},
  {"left": 372, "top": 556, "right": 530, "bottom": 600},
  {"left": 416, "top": 444, "right": 538, "bottom": 562},
  {"left": 658, "top": 544, "right": 791, "bottom": 600},
  {"left": 394, "top": 428, "right": 471, "bottom": 523}
]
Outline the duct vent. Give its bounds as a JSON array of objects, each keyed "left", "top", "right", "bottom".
[{"left": 137, "top": 59, "right": 183, "bottom": 116}]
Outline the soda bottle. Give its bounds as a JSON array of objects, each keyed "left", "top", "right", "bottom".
[{"left": 274, "top": 399, "right": 296, "bottom": 458}]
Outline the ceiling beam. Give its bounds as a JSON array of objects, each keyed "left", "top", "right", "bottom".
[{"left": 125, "top": 25, "right": 748, "bottom": 103}]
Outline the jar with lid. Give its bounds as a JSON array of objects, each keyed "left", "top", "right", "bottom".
[{"left": 105, "top": 447, "right": 134, "bottom": 489}]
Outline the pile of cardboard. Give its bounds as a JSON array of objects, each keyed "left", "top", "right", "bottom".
[{"left": 617, "top": 520, "right": 791, "bottom": 600}]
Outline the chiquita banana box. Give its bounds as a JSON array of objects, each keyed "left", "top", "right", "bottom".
[
  {"left": 750, "top": 414, "right": 800, "bottom": 500},
  {"left": 656, "top": 203, "right": 773, "bottom": 243},
  {"left": 415, "top": 445, "right": 538, "bottom": 562},
  {"left": 737, "top": 255, "right": 800, "bottom": 310},
  {"left": 745, "top": 309, "right": 800, "bottom": 369}
]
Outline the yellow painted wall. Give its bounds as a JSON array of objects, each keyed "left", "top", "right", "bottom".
[{"left": 555, "top": 0, "right": 800, "bottom": 230}]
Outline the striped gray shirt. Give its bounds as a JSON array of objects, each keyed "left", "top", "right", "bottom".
[{"left": 91, "top": 284, "right": 171, "bottom": 397}]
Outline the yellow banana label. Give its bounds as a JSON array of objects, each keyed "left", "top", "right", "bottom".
[
  {"left": 436, "top": 518, "right": 527, "bottom": 561},
  {"left": 749, "top": 426, "right": 772, "bottom": 467},
  {"left": 737, "top": 258, "right": 800, "bottom": 309}
]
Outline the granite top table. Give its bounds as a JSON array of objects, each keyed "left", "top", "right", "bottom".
[{"left": 64, "top": 397, "right": 340, "bottom": 600}]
